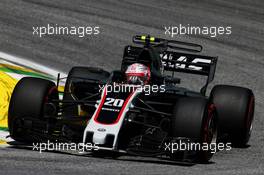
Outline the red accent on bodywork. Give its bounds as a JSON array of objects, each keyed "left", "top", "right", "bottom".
[{"left": 93, "top": 90, "right": 135, "bottom": 125}]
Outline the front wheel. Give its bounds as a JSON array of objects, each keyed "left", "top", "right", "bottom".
[
  {"left": 170, "top": 97, "right": 217, "bottom": 162},
  {"left": 8, "top": 77, "right": 58, "bottom": 143}
]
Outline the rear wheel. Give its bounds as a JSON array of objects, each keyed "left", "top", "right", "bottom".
[
  {"left": 171, "top": 97, "right": 217, "bottom": 162},
  {"left": 62, "top": 67, "right": 110, "bottom": 135},
  {"left": 63, "top": 66, "right": 110, "bottom": 117},
  {"left": 8, "top": 77, "right": 58, "bottom": 143},
  {"left": 210, "top": 85, "right": 255, "bottom": 147}
]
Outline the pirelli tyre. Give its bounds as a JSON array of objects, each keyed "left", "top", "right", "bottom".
[
  {"left": 171, "top": 97, "right": 217, "bottom": 162},
  {"left": 210, "top": 85, "right": 255, "bottom": 147},
  {"left": 62, "top": 67, "right": 110, "bottom": 118},
  {"left": 8, "top": 77, "right": 58, "bottom": 143}
]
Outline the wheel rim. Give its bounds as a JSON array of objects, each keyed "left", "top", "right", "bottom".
[
  {"left": 204, "top": 104, "right": 217, "bottom": 144},
  {"left": 245, "top": 96, "right": 255, "bottom": 142},
  {"left": 201, "top": 104, "right": 217, "bottom": 161}
]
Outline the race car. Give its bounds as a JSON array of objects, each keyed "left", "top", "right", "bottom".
[{"left": 8, "top": 35, "right": 255, "bottom": 163}]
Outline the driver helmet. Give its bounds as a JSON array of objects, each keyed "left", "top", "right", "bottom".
[{"left": 125, "top": 63, "right": 150, "bottom": 85}]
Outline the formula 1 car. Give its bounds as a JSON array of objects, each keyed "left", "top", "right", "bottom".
[{"left": 8, "top": 35, "right": 255, "bottom": 163}]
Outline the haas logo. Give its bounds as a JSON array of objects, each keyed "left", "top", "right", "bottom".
[
  {"left": 161, "top": 54, "right": 211, "bottom": 71},
  {"left": 97, "top": 128, "right": 106, "bottom": 132}
]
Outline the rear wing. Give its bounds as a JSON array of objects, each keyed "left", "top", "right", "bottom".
[
  {"left": 161, "top": 51, "right": 217, "bottom": 80},
  {"left": 161, "top": 51, "right": 217, "bottom": 94}
]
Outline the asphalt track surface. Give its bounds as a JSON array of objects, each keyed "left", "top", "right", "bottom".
[{"left": 0, "top": 0, "right": 263, "bottom": 174}]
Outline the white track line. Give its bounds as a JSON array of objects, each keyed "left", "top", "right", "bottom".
[
  {"left": 0, "top": 130, "right": 12, "bottom": 144},
  {"left": 0, "top": 51, "right": 67, "bottom": 78}
]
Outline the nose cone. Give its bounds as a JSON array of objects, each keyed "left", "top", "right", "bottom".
[{"left": 93, "top": 130, "right": 107, "bottom": 144}]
